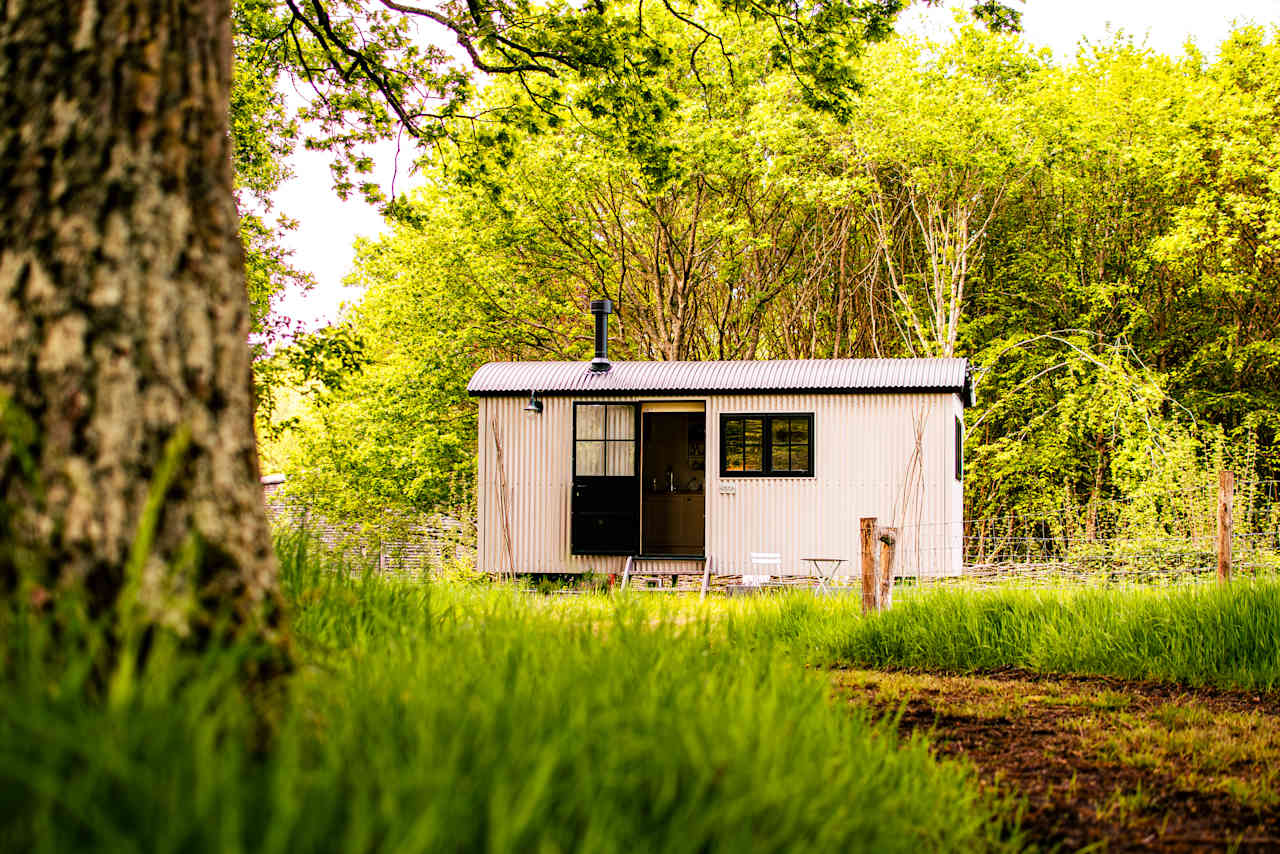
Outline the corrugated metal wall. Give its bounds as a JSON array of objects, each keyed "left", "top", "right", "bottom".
[
  {"left": 479, "top": 395, "right": 693, "bottom": 576},
  {"left": 478, "top": 391, "right": 963, "bottom": 578},
  {"left": 703, "top": 393, "right": 959, "bottom": 578}
]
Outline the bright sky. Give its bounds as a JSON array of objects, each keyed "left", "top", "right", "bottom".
[{"left": 269, "top": 0, "right": 1280, "bottom": 329}]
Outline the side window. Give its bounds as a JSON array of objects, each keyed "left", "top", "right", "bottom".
[
  {"left": 720, "top": 414, "right": 814, "bottom": 477},
  {"left": 955, "top": 416, "right": 963, "bottom": 481},
  {"left": 574, "top": 403, "right": 636, "bottom": 476}
]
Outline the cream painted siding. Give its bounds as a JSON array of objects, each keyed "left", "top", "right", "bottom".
[
  {"left": 704, "top": 393, "right": 960, "bottom": 579},
  {"left": 478, "top": 395, "right": 703, "bottom": 576},
  {"left": 478, "top": 391, "right": 964, "bottom": 578}
]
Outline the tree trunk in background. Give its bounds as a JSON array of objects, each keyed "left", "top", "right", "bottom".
[{"left": 0, "top": 0, "right": 278, "bottom": 634}]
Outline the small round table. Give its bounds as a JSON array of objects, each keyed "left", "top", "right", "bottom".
[{"left": 802, "top": 557, "right": 847, "bottom": 594}]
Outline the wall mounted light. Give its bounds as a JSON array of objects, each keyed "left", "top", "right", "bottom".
[{"left": 524, "top": 390, "right": 543, "bottom": 415}]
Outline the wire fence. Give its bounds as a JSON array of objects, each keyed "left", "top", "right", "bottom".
[
  {"left": 263, "top": 475, "right": 1280, "bottom": 590},
  {"left": 898, "top": 478, "right": 1280, "bottom": 589},
  {"left": 263, "top": 478, "right": 477, "bottom": 578}
]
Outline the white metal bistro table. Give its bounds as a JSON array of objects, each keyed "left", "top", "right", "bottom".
[{"left": 801, "top": 557, "right": 847, "bottom": 594}]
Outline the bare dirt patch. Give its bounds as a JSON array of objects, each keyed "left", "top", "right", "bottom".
[{"left": 833, "top": 668, "right": 1280, "bottom": 852}]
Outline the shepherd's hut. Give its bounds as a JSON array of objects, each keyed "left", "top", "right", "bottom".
[{"left": 468, "top": 301, "right": 973, "bottom": 584}]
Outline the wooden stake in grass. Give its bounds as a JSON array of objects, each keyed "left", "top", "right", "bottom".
[
  {"left": 877, "top": 527, "right": 898, "bottom": 611},
  {"left": 861, "top": 517, "right": 878, "bottom": 614},
  {"left": 1218, "top": 470, "right": 1233, "bottom": 583}
]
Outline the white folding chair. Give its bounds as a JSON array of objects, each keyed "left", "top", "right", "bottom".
[{"left": 744, "top": 552, "right": 781, "bottom": 586}]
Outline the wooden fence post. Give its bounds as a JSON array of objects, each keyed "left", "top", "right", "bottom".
[
  {"left": 877, "top": 527, "right": 898, "bottom": 611},
  {"left": 860, "top": 517, "right": 878, "bottom": 614},
  {"left": 1217, "top": 470, "right": 1234, "bottom": 583}
]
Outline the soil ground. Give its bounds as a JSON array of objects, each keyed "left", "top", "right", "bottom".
[{"left": 833, "top": 668, "right": 1280, "bottom": 852}]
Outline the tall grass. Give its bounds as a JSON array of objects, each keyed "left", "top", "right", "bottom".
[
  {"left": 815, "top": 582, "right": 1280, "bottom": 690},
  {"left": 0, "top": 533, "right": 1015, "bottom": 852}
]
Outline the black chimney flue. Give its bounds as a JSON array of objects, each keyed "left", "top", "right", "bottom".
[{"left": 589, "top": 298, "right": 612, "bottom": 372}]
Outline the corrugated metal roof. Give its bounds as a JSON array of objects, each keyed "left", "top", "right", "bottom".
[{"left": 468, "top": 358, "right": 974, "bottom": 405}]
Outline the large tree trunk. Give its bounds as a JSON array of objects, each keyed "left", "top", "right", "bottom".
[{"left": 0, "top": 0, "right": 277, "bottom": 634}]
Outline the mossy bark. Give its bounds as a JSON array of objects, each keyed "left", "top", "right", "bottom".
[{"left": 0, "top": 0, "right": 278, "bottom": 635}]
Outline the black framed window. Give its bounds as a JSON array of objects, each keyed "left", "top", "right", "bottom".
[
  {"left": 720, "top": 413, "right": 813, "bottom": 477},
  {"left": 955, "top": 416, "right": 963, "bottom": 481},
  {"left": 574, "top": 403, "right": 636, "bottom": 476}
]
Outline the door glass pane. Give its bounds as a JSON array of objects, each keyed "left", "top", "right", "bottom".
[
  {"left": 578, "top": 404, "right": 636, "bottom": 477},
  {"left": 607, "top": 405, "right": 634, "bottom": 440},
  {"left": 744, "top": 418, "right": 763, "bottom": 471},
  {"left": 576, "top": 440, "right": 604, "bottom": 476},
  {"left": 577, "top": 405, "right": 605, "bottom": 440},
  {"left": 607, "top": 441, "right": 634, "bottom": 476}
]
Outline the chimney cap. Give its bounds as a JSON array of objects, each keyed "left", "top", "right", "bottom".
[{"left": 589, "top": 298, "right": 613, "bottom": 314}]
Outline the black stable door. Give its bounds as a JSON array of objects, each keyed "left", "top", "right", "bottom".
[{"left": 571, "top": 403, "right": 640, "bottom": 555}]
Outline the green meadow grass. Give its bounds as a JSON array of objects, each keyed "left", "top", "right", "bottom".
[
  {"left": 524, "top": 576, "right": 1280, "bottom": 691},
  {"left": 0, "top": 534, "right": 1014, "bottom": 853},
  {"left": 812, "top": 581, "right": 1280, "bottom": 690},
  {"left": 575, "top": 577, "right": 1280, "bottom": 691}
]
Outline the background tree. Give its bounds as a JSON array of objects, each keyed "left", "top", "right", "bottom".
[{"left": 273, "top": 19, "right": 1280, "bottom": 543}]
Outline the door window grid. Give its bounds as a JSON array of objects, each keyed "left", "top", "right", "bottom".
[{"left": 575, "top": 404, "right": 636, "bottom": 476}]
